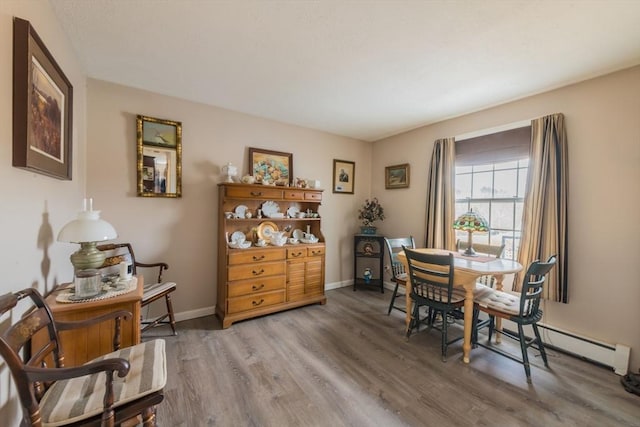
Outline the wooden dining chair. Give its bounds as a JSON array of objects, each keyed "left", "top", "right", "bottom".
[
  {"left": 472, "top": 255, "right": 557, "bottom": 383},
  {"left": 98, "top": 243, "right": 178, "bottom": 336},
  {"left": 383, "top": 236, "right": 415, "bottom": 315},
  {"left": 456, "top": 239, "right": 505, "bottom": 287},
  {"left": 0, "top": 287, "right": 166, "bottom": 426},
  {"left": 404, "top": 248, "right": 465, "bottom": 361}
]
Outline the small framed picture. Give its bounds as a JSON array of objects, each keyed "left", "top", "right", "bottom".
[
  {"left": 385, "top": 163, "right": 410, "bottom": 189},
  {"left": 249, "top": 147, "right": 293, "bottom": 185},
  {"left": 333, "top": 159, "right": 355, "bottom": 194}
]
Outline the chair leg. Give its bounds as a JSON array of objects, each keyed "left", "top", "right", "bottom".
[
  {"left": 441, "top": 310, "right": 448, "bottom": 362},
  {"left": 387, "top": 282, "right": 400, "bottom": 315},
  {"left": 487, "top": 315, "right": 495, "bottom": 343},
  {"left": 165, "top": 293, "right": 177, "bottom": 336},
  {"left": 517, "top": 324, "right": 532, "bottom": 383},
  {"left": 142, "top": 406, "right": 157, "bottom": 427},
  {"left": 532, "top": 323, "right": 549, "bottom": 367}
]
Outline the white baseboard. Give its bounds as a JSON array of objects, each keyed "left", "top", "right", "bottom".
[
  {"left": 168, "top": 280, "right": 398, "bottom": 324},
  {"left": 536, "top": 322, "right": 630, "bottom": 375}
]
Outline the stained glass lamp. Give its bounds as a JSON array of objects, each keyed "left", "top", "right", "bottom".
[{"left": 453, "top": 209, "right": 489, "bottom": 256}]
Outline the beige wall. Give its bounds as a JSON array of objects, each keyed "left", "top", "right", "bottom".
[
  {"left": 0, "top": 0, "right": 88, "bottom": 423},
  {"left": 372, "top": 66, "right": 640, "bottom": 372},
  {"left": 86, "top": 79, "right": 371, "bottom": 320}
]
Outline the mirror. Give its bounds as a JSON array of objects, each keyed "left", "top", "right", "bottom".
[{"left": 136, "top": 115, "right": 182, "bottom": 198}]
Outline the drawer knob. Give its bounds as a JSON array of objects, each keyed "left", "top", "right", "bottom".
[
  {"left": 250, "top": 191, "right": 263, "bottom": 196},
  {"left": 252, "top": 269, "right": 265, "bottom": 276},
  {"left": 252, "top": 298, "right": 265, "bottom": 306},
  {"left": 253, "top": 255, "right": 265, "bottom": 261},
  {"left": 252, "top": 284, "right": 265, "bottom": 291},
  {"left": 312, "top": 251, "right": 322, "bottom": 255},
  {"left": 292, "top": 252, "right": 303, "bottom": 257}
]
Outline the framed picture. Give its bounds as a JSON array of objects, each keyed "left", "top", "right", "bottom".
[
  {"left": 333, "top": 159, "right": 355, "bottom": 194},
  {"left": 13, "top": 17, "right": 73, "bottom": 180},
  {"left": 385, "top": 163, "right": 410, "bottom": 189},
  {"left": 248, "top": 147, "right": 293, "bottom": 185}
]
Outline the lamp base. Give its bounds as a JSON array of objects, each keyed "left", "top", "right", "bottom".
[
  {"left": 69, "top": 242, "right": 106, "bottom": 271},
  {"left": 463, "top": 230, "right": 478, "bottom": 256},
  {"left": 462, "top": 247, "right": 478, "bottom": 257}
]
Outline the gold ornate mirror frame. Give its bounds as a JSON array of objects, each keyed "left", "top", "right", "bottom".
[{"left": 136, "top": 115, "right": 182, "bottom": 198}]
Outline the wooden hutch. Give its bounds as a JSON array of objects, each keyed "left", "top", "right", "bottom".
[{"left": 216, "top": 183, "right": 326, "bottom": 328}]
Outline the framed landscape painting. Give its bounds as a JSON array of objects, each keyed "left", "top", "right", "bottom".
[
  {"left": 13, "top": 18, "right": 73, "bottom": 180},
  {"left": 385, "top": 163, "right": 410, "bottom": 189}
]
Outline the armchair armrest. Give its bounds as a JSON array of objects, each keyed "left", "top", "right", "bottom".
[
  {"left": 24, "top": 357, "right": 130, "bottom": 383},
  {"left": 135, "top": 261, "right": 169, "bottom": 283}
]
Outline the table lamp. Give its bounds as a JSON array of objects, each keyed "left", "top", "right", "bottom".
[
  {"left": 57, "top": 198, "right": 118, "bottom": 271},
  {"left": 453, "top": 209, "right": 489, "bottom": 256}
]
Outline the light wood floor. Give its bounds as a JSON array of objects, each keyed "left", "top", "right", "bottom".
[{"left": 150, "top": 287, "right": 640, "bottom": 426}]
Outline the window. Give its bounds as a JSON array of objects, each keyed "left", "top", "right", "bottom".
[{"left": 455, "top": 159, "right": 528, "bottom": 260}]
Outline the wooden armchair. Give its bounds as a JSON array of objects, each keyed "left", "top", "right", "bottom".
[
  {"left": 0, "top": 287, "right": 166, "bottom": 426},
  {"left": 97, "top": 243, "right": 177, "bottom": 336}
]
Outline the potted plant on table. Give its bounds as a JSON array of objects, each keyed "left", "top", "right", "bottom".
[{"left": 358, "top": 198, "right": 385, "bottom": 235}]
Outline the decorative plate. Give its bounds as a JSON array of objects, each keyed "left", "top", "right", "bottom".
[
  {"left": 257, "top": 221, "right": 279, "bottom": 242},
  {"left": 292, "top": 229, "right": 304, "bottom": 240},
  {"left": 235, "top": 205, "right": 248, "bottom": 218},
  {"left": 261, "top": 201, "right": 280, "bottom": 217},
  {"left": 287, "top": 206, "right": 300, "bottom": 218},
  {"left": 230, "top": 231, "right": 246, "bottom": 243}
]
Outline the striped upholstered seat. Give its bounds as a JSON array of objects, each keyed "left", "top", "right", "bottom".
[{"left": 40, "top": 339, "right": 167, "bottom": 426}]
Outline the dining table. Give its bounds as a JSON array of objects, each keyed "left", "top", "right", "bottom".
[{"left": 398, "top": 248, "right": 523, "bottom": 363}]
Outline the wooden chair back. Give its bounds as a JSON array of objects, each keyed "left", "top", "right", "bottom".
[
  {"left": 404, "top": 248, "right": 456, "bottom": 309},
  {"left": 384, "top": 236, "right": 415, "bottom": 282},
  {"left": 456, "top": 239, "right": 505, "bottom": 258},
  {"left": 518, "top": 256, "right": 557, "bottom": 319},
  {"left": 97, "top": 242, "right": 168, "bottom": 283}
]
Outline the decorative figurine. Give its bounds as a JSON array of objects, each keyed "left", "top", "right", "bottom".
[{"left": 363, "top": 268, "right": 372, "bottom": 284}]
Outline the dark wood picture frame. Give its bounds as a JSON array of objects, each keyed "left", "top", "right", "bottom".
[
  {"left": 333, "top": 159, "right": 355, "bottom": 194},
  {"left": 385, "top": 163, "right": 410, "bottom": 189},
  {"left": 13, "top": 17, "right": 73, "bottom": 180},
  {"left": 248, "top": 147, "right": 293, "bottom": 185}
]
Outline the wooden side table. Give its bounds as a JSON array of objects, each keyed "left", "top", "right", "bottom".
[{"left": 37, "top": 275, "right": 143, "bottom": 367}]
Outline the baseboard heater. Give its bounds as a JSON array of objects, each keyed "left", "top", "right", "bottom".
[{"left": 533, "top": 322, "right": 630, "bottom": 375}]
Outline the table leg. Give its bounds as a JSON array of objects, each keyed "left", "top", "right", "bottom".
[
  {"left": 462, "top": 286, "right": 474, "bottom": 363},
  {"left": 493, "top": 274, "right": 505, "bottom": 343},
  {"left": 405, "top": 276, "right": 412, "bottom": 333}
]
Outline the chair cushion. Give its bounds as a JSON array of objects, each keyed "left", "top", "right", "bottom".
[
  {"left": 40, "top": 339, "right": 166, "bottom": 427},
  {"left": 474, "top": 289, "right": 522, "bottom": 315},
  {"left": 143, "top": 281, "right": 177, "bottom": 302},
  {"left": 451, "top": 282, "right": 492, "bottom": 300}
]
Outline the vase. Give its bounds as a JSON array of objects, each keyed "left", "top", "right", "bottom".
[{"left": 360, "top": 226, "right": 377, "bottom": 235}]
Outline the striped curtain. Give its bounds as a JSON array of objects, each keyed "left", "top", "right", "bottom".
[
  {"left": 516, "top": 113, "right": 569, "bottom": 302},
  {"left": 425, "top": 138, "right": 456, "bottom": 249}
]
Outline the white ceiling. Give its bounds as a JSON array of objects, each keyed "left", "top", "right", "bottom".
[{"left": 50, "top": 0, "right": 640, "bottom": 142}]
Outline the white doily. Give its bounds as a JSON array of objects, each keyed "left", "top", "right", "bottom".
[{"left": 56, "top": 277, "right": 137, "bottom": 304}]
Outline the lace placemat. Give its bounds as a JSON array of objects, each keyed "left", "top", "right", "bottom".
[{"left": 56, "top": 277, "right": 137, "bottom": 304}]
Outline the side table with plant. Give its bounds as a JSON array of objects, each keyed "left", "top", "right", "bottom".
[{"left": 358, "top": 198, "right": 385, "bottom": 234}]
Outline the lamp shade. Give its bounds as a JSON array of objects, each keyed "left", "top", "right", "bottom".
[
  {"left": 58, "top": 199, "right": 118, "bottom": 271},
  {"left": 58, "top": 210, "right": 118, "bottom": 243},
  {"left": 453, "top": 210, "right": 489, "bottom": 232}
]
